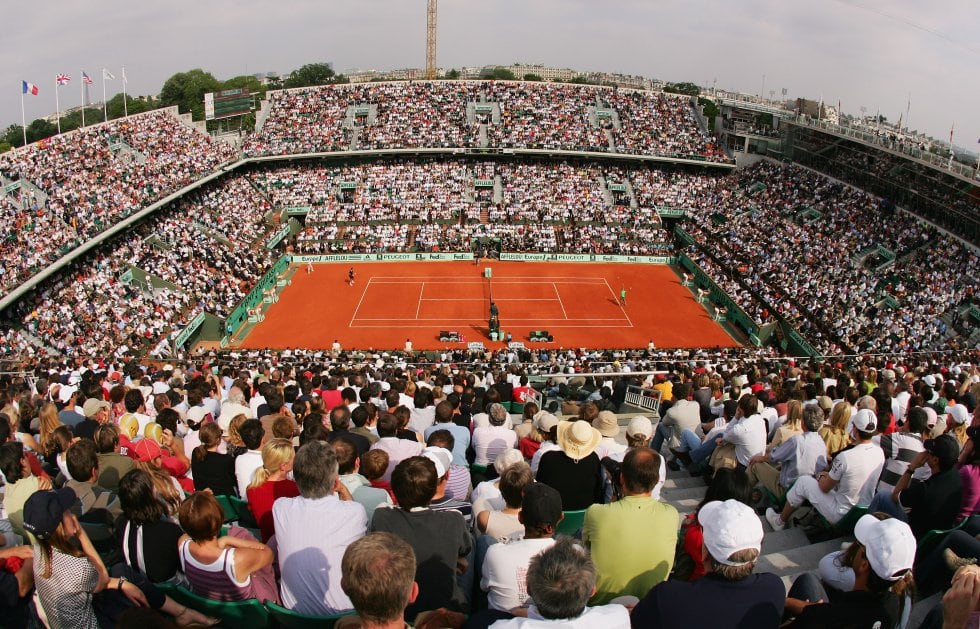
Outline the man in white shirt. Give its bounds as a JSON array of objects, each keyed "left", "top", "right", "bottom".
[
  {"left": 234, "top": 419, "right": 265, "bottom": 499},
  {"left": 481, "top": 482, "right": 561, "bottom": 612},
  {"left": 274, "top": 440, "right": 368, "bottom": 615},
  {"left": 720, "top": 395, "right": 768, "bottom": 469},
  {"left": 490, "top": 536, "right": 630, "bottom": 628},
  {"left": 652, "top": 383, "right": 700, "bottom": 458},
  {"left": 369, "top": 412, "right": 423, "bottom": 480},
  {"left": 767, "top": 409, "right": 885, "bottom": 530}
]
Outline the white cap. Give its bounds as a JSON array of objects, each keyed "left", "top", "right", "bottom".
[
  {"left": 186, "top": 406, "right": 213, "bottom": 426},
  {"left": 152, "top": 381, "right": 170, "bottom": 395},
  {"left": 698, "top": 500, "right": 763, "bottom": 566},
  {"left": 946, "top": 405, "right": 969, "bottom": 426},
  {"left": 58, "top": 385, "right": 77, "bottom": 404},
  {"left": 922, "top": 374, "right": 937, "bottom": 388},
  {"left": 534, "top": 412, "right": 559, "bottom": 433},
  {"left": 854, "top": 515, "right": 915, "bottom": 581},
  {"left": 627, "top": 416, "right": 653, "bottom": 439},
  {"left": 850, "top": 408, "right": 878, "bottom": 434},
  {"left": 422, "top": 446, "right": 452, "bottom": 478}
]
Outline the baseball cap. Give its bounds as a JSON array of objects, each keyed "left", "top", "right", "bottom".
[
  {"left": 186, "top": 406, "right": 213, "bottom": 427},
  {"left": 698, "top": 499, "right": 764, "bottom": 566},
  {"left": 946, "top": 404, "right": 969, "bottom": 426},
  {"left": 132, "top": 438, "right": 163, "bottom": 463},
  {"left": 422, "top": 446, "right": 452, "bottom": 479},
  {"left": 924, "top": 435, "right": 960, "bottom": 469},
  {"left": 534, "top": 412, "right": 559, "bottom": 433},
  {"left": 520, "top": 482, "right": 563, "bottom": 528},
  {"left": 627, "top": 416, "right": 653, "bottom": 439},
  {"left": 593, "top": 411, "right": 620, "bottom": 438},
  {"left": 23, "top": 488, "right": 78, "bottom": 540},
  {"left": 854, "top": 515, "right": 915, "bottom": 581},
  {"left": 58, "top": 385, "right": 77, "bottom": 404},
  {"left": 82, "top": 398, "right": 110, "bottom": 418},
  {"left": 850, "top": 408, "right": 878, "bottom": 434}
]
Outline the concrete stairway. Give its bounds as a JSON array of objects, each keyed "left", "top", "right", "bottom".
[{"left": 659, "top": 474, "right": 849, "bottom": 590}]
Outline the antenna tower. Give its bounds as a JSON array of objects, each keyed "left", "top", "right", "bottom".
[{"left": 426, "top": 0, "right": 437, "bottom": 79}]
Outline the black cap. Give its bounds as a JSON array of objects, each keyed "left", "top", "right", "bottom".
[
  {"left": 23, "top": 488, "right": 77, "bottom": 540},
  {"left": 924, "top": 435, "right": 960, "bottom": 470},
  {"left": 521, "top": 482, "right": 563, "bottom": 528}
]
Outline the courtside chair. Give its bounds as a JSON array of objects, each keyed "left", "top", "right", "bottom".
[
  {"left": 265, "top": 602, "right": 355, "bottom": 628},
  {"left": 157, "top": 584, "right": 271, "bottom": 629},
  {"left": 555, "top": 509, "right": 587, "bottom": 538}
]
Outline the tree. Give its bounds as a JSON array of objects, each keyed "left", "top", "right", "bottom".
[
  {"left": 2, "top": 124, "right": 23, "bottom": 148},
  {"left": 568, "top": 76, "right": 599, "bottom": 85},
  {"left": 0, "top": 142, "right": 11, "bottom": 154},
  {"left": 665, "top": 82, "right": 701, "bottom": 97},
  {"left": 159, "top": 69, "right": 222, "bottom": 121},
  {"left": 105, "top": 93, "right": 154, "bottom": 120},
  {"left": 443, "top": 68, "right": 460, "bottom": 80},
  {"left": 480, "top": 67, "right": 515, "bottom": 80},
  {"left": 523, "top": 73, "right": 543, "bottom": 82},
  {"left": 698, "top": 97, "right": 720, "bottom": 130},
  {"left": 284, "top": 63, "right": 336, "bottom": 89},
  {"left": 222, "top": 75, "right": 267, "bottom": 100}
]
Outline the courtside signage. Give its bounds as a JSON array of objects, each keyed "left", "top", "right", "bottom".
[
  {"left": 498, "top": 253, "right": 673, "bottom": 264},
  {"left": 292, "top": 253, "right": 475, "bottom": 263}
]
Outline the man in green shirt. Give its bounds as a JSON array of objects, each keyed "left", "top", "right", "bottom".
[{"left": 583, "top": 448, "right": 679, "bottom": 603}]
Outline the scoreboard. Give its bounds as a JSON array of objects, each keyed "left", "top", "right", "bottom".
[{"left": 204, "top": 89, "right": 252, "bottom": 121}]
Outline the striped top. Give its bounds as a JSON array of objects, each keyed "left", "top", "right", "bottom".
[{"left": 179, "top": 539, "right": 253, "bottom": 601}]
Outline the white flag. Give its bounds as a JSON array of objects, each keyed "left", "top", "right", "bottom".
[{"left": 103, "top": 69, "right": 115, "bottom": 80}]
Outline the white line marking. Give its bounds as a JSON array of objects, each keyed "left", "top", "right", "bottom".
[
  {"left": 603, "top": 278, "right": 635, "bottom": 328},
  {"left": 349, "top": 277, "right": 374, "bottom": 327},
  {"left": 553, "top": 282, "right": 569, "bottom": 319},
  {"left": 415, "top": 282, "right": 425, "bottom": 320}
]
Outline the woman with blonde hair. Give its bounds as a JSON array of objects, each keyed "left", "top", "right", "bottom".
[
  {"left": 225, "top": 413, "right": 248, "bottom": 457},
  {"left": 37, "top": 402, "right": 64, "bottom": 460},
  {"left": 245, "top": 438, "right": 300, "bottom": 542},
  {"left": 770, "top": 400, "right": 804, "bottom": 450},
  {"left": 819, "top": 401, "right": 853, "bottom": 458},
  {"left": 6, "top": 405, "right": 38, "bottom": 453}
]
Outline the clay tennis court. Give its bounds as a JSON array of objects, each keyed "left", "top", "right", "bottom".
[{"left": 238, "top": 261, "right": 740, "bottom": 351}]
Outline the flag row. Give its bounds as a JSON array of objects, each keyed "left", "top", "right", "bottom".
[{"left": 20, "top": 68, "right": 127, "bottom": 96}]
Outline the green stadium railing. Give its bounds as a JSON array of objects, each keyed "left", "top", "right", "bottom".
[{"left": 225, "top": 254, "right": 291, "bottom": 336}]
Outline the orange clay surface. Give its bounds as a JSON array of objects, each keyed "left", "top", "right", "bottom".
[{"left": 237, "top": 261, "right": 740, "bottom": 351}]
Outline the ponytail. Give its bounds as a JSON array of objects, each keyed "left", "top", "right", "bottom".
[
  {"left": 193, "top": 444, "right": 209, "bottom": 463},
  {"left": 193, "top": 423, "right": 222, "bottom": 463}
]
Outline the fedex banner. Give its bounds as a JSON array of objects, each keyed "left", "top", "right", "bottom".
[
  {"left": 498, "top": 253, "right": 673, "bottom": 264},
  {"left": 292, "top": 252, "right": 475, "bottom": 263}
]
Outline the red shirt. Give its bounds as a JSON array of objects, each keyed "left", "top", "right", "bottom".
[
  {"left": 319, "top": 389, "right": 343, "bottom": 410},
  {"left": 245, "top": 479, "right": 301, "bottom": 542}
]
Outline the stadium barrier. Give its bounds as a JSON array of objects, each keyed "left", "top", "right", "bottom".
[
  {"left": 498, "top": 253, "right": 674, "bottom": 264},
  {"left": 624, "top": 385, "right": 662, "bottom": 415},
  {"left": 676, "top": 253, "right": 761, "bottom": 345},
  {"left": 292, "top": 252, "right": 474, "bottom": 263},
  {"left": 225, "top": 255, "right": 291, "bottom": 336},
  {"left": 174, "top": 312, "right": 206, "bottom": 351}
]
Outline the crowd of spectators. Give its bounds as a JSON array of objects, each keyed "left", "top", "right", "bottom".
[
  {"left": 679, "top": 161, "right": 979, "bottom": 355},
  {"left": 0, "top": 351, "right": 978, "bottom": 626},
  {"left": 0, "top": 110, "right": 236, "bottom": 296},
  {"left": 244, "top": 81, "right": 728, "bottom": 162}
]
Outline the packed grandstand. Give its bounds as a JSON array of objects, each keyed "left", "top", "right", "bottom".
[{"left": 1, "top": 76, "right": 980, "bottom": 628}]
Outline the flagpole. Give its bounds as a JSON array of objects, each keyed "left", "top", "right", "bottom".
[
  {"left": 102, "top": 69, "right": 108, "bottom": 122},
  {"left": 80, "top": 70, "right": 86, "bottom": 127},
  {"left": 20, "top": 90, "right": 27, "bottom": 146},
  {"left": 55, "top": 77, "right": 62, "bottom": 135},
  {"left": 122, "top": 67, "right": 128, "bottom": 117}
]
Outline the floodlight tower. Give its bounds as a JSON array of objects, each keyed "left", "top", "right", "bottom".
[{"left": 426, "top": 0, "right": 437, "bottom": 80}]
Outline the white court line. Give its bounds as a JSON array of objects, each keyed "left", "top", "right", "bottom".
[
  {"left": 351, "top": 317, "right": 629, "bottom": 321},
  {"left": 349, "top": 277, "right": 373, "bottom": 327},
  {"left": 419, "top": 298, "right": 560, "bottom": 302},
  {"left": 553, "top": 282, "right": 569, "bottom": 319},
  {"left": 351, "top": 324, "right": 633, "bottom": 328},
  {"left": 415, "top": 282, "right": 425, "bottom": 320},
  {"left": 603, "top": 278, "right": 634, "bottom": 328}
]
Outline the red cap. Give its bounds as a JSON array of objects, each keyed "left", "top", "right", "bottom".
[{"left": 132, "top": 439, "right": 163, "bottom": 463}]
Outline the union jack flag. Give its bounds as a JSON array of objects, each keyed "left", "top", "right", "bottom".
[{"left": 56, "top": 74, "right": 71, "bottom": 86}]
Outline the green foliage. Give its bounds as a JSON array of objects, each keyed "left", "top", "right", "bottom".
[
  {"left": 0, "top": 141, "right": 11, "bottom": 154},
  {"left": 105, "top": 94, "right": 154, "bottom": 120},
  {"left": 159, "top": 69, "right": 222, "bottom": 121},
  {"left": 2, "top": 125, "right": 22, "bottom": 148},
  {"left": 755, "top": 112, "right": 774, "bottom": 127},
  {"left": 222, "top": 75, "right": 267, "bottom": 100},
  {"left": 480, "top": 67, "right": 515, "bottom": 80},
  {"left": 665, "top": 82, "right": 701, "bottom": 97},
  {"left": 698, "top": 97, "right": 720, "bottom": 131},
  {"left": 284, "top": 63, "right": 336, "bottom": 89},
  {"left": 568, "top": 75, "right": 599, "bottom": 85},
  {"left": 443, "top": 68, "right": 461, "bottom": 80},
  {"left": 523, "top": 73, "right": 543, "bottom": 82}
]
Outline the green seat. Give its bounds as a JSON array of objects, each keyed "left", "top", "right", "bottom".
[
  {"left": 265, "top": 602, "right": 354, "bottom": 628},
  {"left": 832, "top": 505, "right": 869, "bottom": 536},
  {"left": 556, "top": 509, "right": 587, "bottom": 538},
  {"left": 511, "top": 403, "right": 525, "bottom": 415},
  {"left": 470, "top": 463, "right": 488, "bottom": 474},
  {"left": 162, "top": 585, "right": 271, "bottom": 629},
  {"left": 230, "top": 496, "right": 260, "bottom": 529},
  {"left": 918, "top": 515, "right": 973, "bottom": 554},
  {"left": 214, "top": 494, "right": 238, "bottom": 524}
]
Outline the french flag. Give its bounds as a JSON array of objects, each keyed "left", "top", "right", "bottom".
[{"left": 21, "top": 81, "right": 39, "bottom": 95}]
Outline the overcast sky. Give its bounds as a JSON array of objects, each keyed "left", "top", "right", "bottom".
[{"left": 4, "top": 0, "right": 979, "bottom": 152}]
